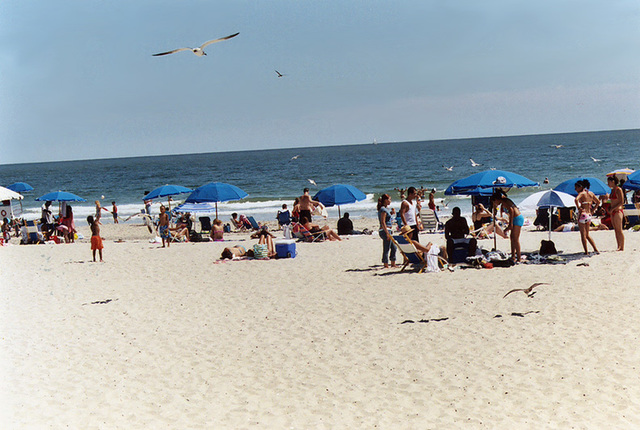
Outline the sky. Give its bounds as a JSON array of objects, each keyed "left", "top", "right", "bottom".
[{"left": 1, "top": 0, "right": 639, "bottom": 164}]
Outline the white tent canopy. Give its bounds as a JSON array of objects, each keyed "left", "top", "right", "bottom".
[{"left": 0, "top": 186, "right": 23, "bottom": 201}]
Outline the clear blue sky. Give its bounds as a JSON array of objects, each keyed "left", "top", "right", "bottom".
[{"left": 1, "top": 0, "right": 639, "bottom": 164}]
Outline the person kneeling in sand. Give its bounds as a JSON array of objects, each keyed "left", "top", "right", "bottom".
[{"left": 300, "top": 217, "right": 341, "bottom": 241}]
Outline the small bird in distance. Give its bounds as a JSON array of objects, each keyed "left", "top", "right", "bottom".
[
  {"left": 470, "top": 158, "right": 482, "bottom": 167},
  {"left": 443, "top": 165, "right": 454, "bottom": 171},
  {"left": 307, "top": 179, "right": 317, "bottom": 186},
  {"left": 275, "top": 70, "right": 286, "bottom": 78},
  {"left": 290, "top": 155, "right": 301, "bottom": 160},
  {"left": 153, "top": 32, "right": 239, "bottom": 57},
  {"left": 503, "top": 282, "right": 549, "bottom": 299},
  {"left": 590, "top": 156, "right": 602, "bottom": 162}
]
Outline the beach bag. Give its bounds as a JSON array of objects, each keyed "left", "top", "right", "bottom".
[
  {"left": 539, "top": 240, "right": 557, "bottom": 255},
  {"left": 253, "top": 244, "right": 269, "bottom": 259},
  {"left": 224, "top": 223, "right": 231, "bottom": 233}
]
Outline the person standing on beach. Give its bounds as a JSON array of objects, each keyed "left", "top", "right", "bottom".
[
  {"left": 377, "top": 194, "right": 397, "bottom": 269},
  {"left": 607, "top": 176, "right": 625, "bottom": 251},
  {"left": 158, "top": 205, "right": 171, "bottom": 248},
  {"left": 400, "top": 187, "right": 420, "bottom": 242},
  {"left": 492, "top": 190, "right": 524, "bottom": 263},
  {"left": 87, "top": 215, "right": 103, "bottom": 262},
  {"left": 298, "top": 188, "right": 319, "bottom": 223},
  {"left": 111, "top": 201, "right": 119, "bottom": 224},
  {"left": 575, "top": 180, "right": 599, "bottom": 255}
]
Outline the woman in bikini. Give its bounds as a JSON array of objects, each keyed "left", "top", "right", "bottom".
[
  {"left": 574, "top": 179, "right": 599, "bottom": 255},
  {"left": 607, "top": 176, "right": 625, "bottom": 251},
  {"left": 492, "top": 190, "right": 524, "bottom": 263}
]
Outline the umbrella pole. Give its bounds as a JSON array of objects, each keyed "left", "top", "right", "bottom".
[
  {"left": 338, "top": 205, "right": 341, "bottom": 218},
  {"left": 548, "top": 206, "right": 552, "bottom": 241},
  {"left": 493, "top": 206, "right": 497, "bottom": 251},
  {"left": 215, "top": 202, "right": 218, "bottom": 221}
]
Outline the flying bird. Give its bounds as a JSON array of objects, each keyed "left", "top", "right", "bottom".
[
  {"left": 152, "top": 32, "right": 239, "bottom": 57},
  {"left": 503, "top": 282, "right": 549, "bottom": 299},
  {"left": 290, "top": 155, "right": 301, "bottom": 160},
  {"left": 551, "top": 145, "right": 564, "bottom": 149},
  {"left": 470, "top": 158, "right": 482, "bottom": 167},
  {"left": 590, "top": 156, "right": 602, "bottom": 162},
  {"left": 443, "top": 165, "right": 454, "bottom": 171},
  {"left": 307, "top": 179, "right": 317, "bottom": 186},
  {"left": 275, "top": 70, "right": 286, "bottom": 78}
]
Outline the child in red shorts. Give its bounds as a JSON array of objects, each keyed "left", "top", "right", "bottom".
[{"left": 87, "top": 215, "right": 104, "bottom": 262}]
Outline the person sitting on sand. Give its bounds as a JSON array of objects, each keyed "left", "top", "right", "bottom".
[
  {"left": 337, "top": 212, "right": 362, "bottom": 235},
  {"left": 444, "top": 207, "right": 476, "bottom": 259},
  {"left": 211, "top": 218, "right": 224, "bottom": 241},
  {"left": 300, "top": 216, "right": 341, "bottom": 241}
]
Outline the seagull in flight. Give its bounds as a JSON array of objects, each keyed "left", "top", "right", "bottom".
[
  {"left": 152, "top": 32, "right": 239, "bottom": 57},
  {"left": 290, "top": 154, "right": 301, "bottom": 160},
  {"left": 307, "top": 179, "right": 317, "bottom": 186},
  {"left": 470, "top": 158, "right": 482, "bottom": 167},
  {"left": 590, "top": 156, "right": 602, "bottom": 162},
  {"left": 551, "top": 145, "right": 564, "bottom": 149},
  {"left": 503, "top": 282, "right": 549, "bottom": 299},
  {"left": 275, "top": 70, "right": 286, "bottom": 78},
  {"left": 443, "top": 165, "right": 454, "bottom": 171}
]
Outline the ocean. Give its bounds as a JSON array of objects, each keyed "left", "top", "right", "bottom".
[{"left": 1, "top": 129, "right": 639, "bottom": 224}]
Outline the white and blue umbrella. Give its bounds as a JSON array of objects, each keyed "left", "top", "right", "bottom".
[
  {"left": 143, "top": 184, "right": 192, "bottom": 201},
  {"left": 185, "top": 182, "right": 248, "bottom": 219},
  {"left": 35, "top": 191, "right": 86, "bottom": 202},
  {"left": 172, "top": 202, "right": 218, "bottom": 214},
  {"left": 519, "top": 190, "right": 576, "bottom": 241},
  {"left": 446, "top": 170, "right": 539, "bottom": 195},
  {"left": 313, "top": 184, "right": 366, "bottom": 217}
]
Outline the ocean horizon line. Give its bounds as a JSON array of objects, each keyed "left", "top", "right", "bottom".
[{"left": 2, "top": 127, "right": 637, "bottom": 167}]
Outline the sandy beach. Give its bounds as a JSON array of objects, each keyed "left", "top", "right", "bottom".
[{"left": 2, "top": 219, "right": 640, "bottom": 428}]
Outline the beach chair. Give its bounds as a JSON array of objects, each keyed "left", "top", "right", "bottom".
[
  {"left": 391, "top": 234, "right": 428, "bottom": 273},
  {"left": 419, "top": 208, "right": 440, "bottom": 232},
  {"left": 623, "top": 204, "right": 640, "bottom": 228},
  {"left": 246, "top": 216, "right": 260, "bottom": 230},
  {"left": 292, "top": 223, "right": 325, "bottom": 242},
  {"left": 230, "top": 217, "right": 247, "bottom": 231},
  {"left": 277, "top": 210, "right": 291, "bottom": 227},
  {"left": 21, "top": 220, "right": 43, "bottom": 244},
  {"left": 199, "top": 216, "right": 212, "bottom": 234}
]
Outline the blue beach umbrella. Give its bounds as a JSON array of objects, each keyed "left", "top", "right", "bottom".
[
  {"left": 553, "top": 177, "right": 609, "bottom": 197},
  {"left": 143, "top": 184, "right": 192, "bottom": 201},
  {"left": 7, "top": 182, "right": 34, "bottom": 193},
  {"left": 446, "top": 170, "right": 539, "bottom": 195},
  {"left": 313, "top": 184, "right": 366, "bottom": 217},
  {"left": 625, "top": 170, "right": 640, "bottom": 189},
  {"left": 35, "top": 191, "right": 87, "bottom": 202},
  {"left": 185, "top": 182, "right": 248, "bottom": 219}
]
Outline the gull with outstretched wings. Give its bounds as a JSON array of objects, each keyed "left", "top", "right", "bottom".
[
  {"left": 153, "top": 32, "right": 239, "bottom": 57},
  {"left": 503, "top": 283, "right": 549, "bottom": 299},
  {"left": 470, "top": 158, "right": 482, "bottom": 167}
]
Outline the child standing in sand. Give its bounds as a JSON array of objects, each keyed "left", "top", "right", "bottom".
[
  {"left": 158, "top": 205, "right": 170, "bottom": 248},
  {"left": 87, "top": 215, "right": 104, "bottom": 262}
]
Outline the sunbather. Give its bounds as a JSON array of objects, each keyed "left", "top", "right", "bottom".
[
  {"left": 300, "top": 217, "right": 341, "bottom": 241},
  {"left": 400, "top": 225, "right": 448, "bottom": 261}
]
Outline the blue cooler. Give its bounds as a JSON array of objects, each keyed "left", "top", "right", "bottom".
[{"left": 275, "top": 239, "right": 297, "bottom": 258}]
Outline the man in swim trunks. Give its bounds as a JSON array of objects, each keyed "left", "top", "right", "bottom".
[{"left": 298, "top": 188, "right": 319, "bottom": 223}]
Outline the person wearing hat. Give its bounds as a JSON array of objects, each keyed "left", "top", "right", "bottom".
[
  {"left": 400, "top": 225, "right": 448, "bottom": 261},
  {"left": 400, "top": 186, "right": 421, "bottom": 242}
]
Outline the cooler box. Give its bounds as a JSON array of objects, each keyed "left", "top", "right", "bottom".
[{"left": 275, "top": 239, "right": 297, "bottom": 258}]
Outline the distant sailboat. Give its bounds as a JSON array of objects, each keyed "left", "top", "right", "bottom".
[{"left": 373, "top": 138, "right": 378, "bottom": 145}]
